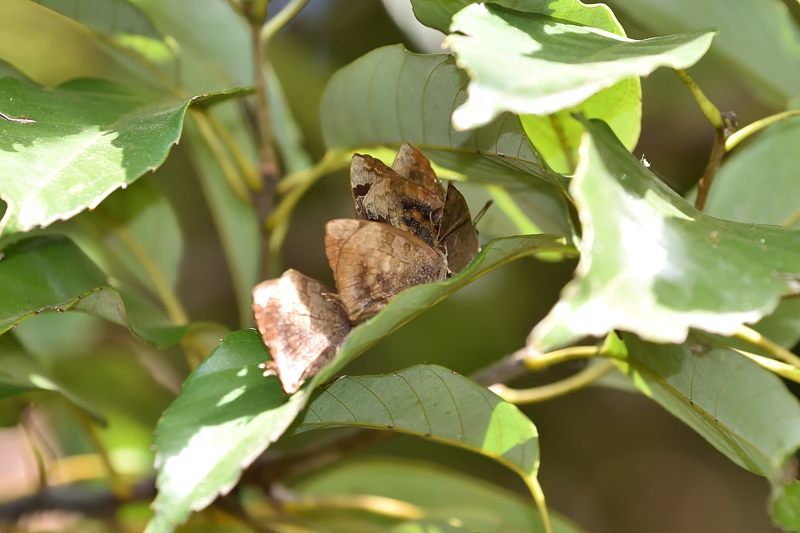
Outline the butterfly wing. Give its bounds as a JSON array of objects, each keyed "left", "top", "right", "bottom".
[
  {"left": 438, "top": 182, "right": 479, "bottom": 274},
  {"left": 252, "top": 269, "right": 350, "bottom": 394},
  {"left": 325, "top": 219, "right": 448, "bottom": 322}
]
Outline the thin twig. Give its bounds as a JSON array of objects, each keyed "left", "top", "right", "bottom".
[
  {"left": 490, "top": 360, "right": 615, "bottom": 404},
  {"left": 734, "top": 325, "right": 800, "bottom": 368},
  {"left": 675, "top": 70, "right": 738, "bottom": 211},
  {"left": 725, "top": 109, "right": 800, "bottom": 153},
  {"left": 0, "top": 479, "right": 155, "bottom": 523}
]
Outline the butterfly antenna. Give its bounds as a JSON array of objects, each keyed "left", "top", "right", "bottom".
[{"left": 472, "top": 200, "right": 493, "bottom": 226}]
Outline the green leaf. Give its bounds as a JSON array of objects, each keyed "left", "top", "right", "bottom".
[
  {"left": 0, "top": 334, "right": 104, "bottom": 424},
  {"left": 0, "top": 235, "right": 182, "bottom": 347},
  {"left": 299, "top": 365, "right": 541, "bottom": 497},
  {"left": 320, "top": 44, "right": 570, "bottom": 235},
  {"left": 412, "top": 0, "right": 622, "bottom": 34},
  {"left": 412, "top": 0, "right": 642, "bottom": 174},
  {"left": 32, "top": 0, "right": 160, "bottom": 38},
  {"left": 706, "top": 116, "right": 800, "bottom": 227},
  {"left": 148, "top": 234, "right": 570, "bottom": 531},
  {"left": 616, "top": 332, "right": 800, "bottom": 481},
  {"left": 531, "top": 119, "right": 800, "bottom": 351},
  {"left": 292, "top": 458, "right": 579, "bottom": 532},
  {"left": 148, "top": 329, "right": 301, "bottom": 533},
  {"left": 65, "top": 180, "right": 183, "bottom": 298},
  {"left": 771, "top": 480, "right": 800, "bottom": 531},
  {"left": 268, "top": 67, "right": 312, "bottom": 174},
  {"left": 132, "top": 0, "right": 261, "bottom": 325},
  {"left": 445, "top": 3, "right": 713, "bottom": 130},
  {"left": 0, "top": 0, "right": 154, "bottom": 86},
  {"left": 0, "top": 77, "right": 205, "bottom": 236},
  {"left": 611, "top": 0, "right": 800, "bottom": 106}
]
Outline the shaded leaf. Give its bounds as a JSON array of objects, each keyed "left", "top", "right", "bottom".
[
  {"left": 32, "top": 0, "right": 160, "bottom": 38},
  {"left": 445, "top": 3, "right": 713, "bottom": 129},
  {"left": 0, "top": 334, "right": 104, "bottom": 424},
  {"left": 531, "top": 119, "right": 800, "bottom": 351},
  {"left": 611, "top": 0, "right": 800, "bottom": 106},
  {"left": 292, "top": 458, "right": 579, "bottom": 532},
  {"left": 320, "top": 43, "right": 570, "bottom": 235},
  {"left": 0, "top": 0, "right": 154, "bottom": 86},
  {"left": 148, "top": 234, "right": 571, "bottom": 530},
  {"left": 65, "top": 180, "right": 183, "bottom": 297},
  {"left": 0, "top": 235, "right": 182, "bottom": 347},
  {"left": 706, "top": 116, "right": 800, "bottom": 227},
  {"left": 616, "top": 332, "right": 800, "bottom": 481},
  {"left": 133, "top": 0, "right": 261, "bottom": 325},
  {"left": 0, "top": 77, "right": 222, "bottom": 236},
  {"left": 412, "top": 0, "right": 642, "bottom": 174},
  {"left": 299, "top": 365, "right": 540, "bottom": 497}
]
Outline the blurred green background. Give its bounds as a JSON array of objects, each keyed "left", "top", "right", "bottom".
[{"left": 1, "top": 1, "right": 794, "bottom": 531}]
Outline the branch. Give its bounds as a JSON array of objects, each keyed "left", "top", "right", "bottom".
[{"left": 0, "top": 478, "right": 155, "bottom": 523}]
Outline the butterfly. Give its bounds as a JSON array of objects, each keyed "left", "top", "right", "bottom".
[
  {"left": 252, "top": 269, "right": 350, "bottom": 394},
  {"left": 351, "top": 143, "right": 478, "bottom": 274},
  {"left": 325, "top": 218, "right": 448, "bottom": 322}
]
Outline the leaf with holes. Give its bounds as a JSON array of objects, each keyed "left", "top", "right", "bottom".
[
  {"left": 530, "top": 119, "right": 800, "bottom": 351},
  {"left": 444, "top": 3, "right": 713, "bottom": 130},
  {"left": 299, "top": 364, "right": 541, "bottom": 497},
  {"left": 411, "top": 0, "right": 642, "bottom": 174},
  {"left": 148, "top": 234, "right": 571, "bottom": 531},
  {"left": 0, "top": 235, "right": 183, "bottom": 347},
  {"left": 320, "top": 43, "right": 570, "bottom": 235}
]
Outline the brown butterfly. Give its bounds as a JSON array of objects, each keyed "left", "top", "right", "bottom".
[
  {"left": 252, "top": 269, "right": 350, "bottom": 394},
  {"left": 438, "top": 182, "right": 479, "bottom": 274},
  {"left": 325, "top": 219, "right": 448, "bottom": 322},
  {"left": 350, "top": 145, "right": 444, "bottom": 248},
  {"left": 351, "top": 143, "right": 479, "bottom": 274}
]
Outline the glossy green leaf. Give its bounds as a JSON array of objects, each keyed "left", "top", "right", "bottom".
[
  {"left": 412, "top": 0, "right": 642, "bottom": 174},
  {"left": 445, "top": 3, "right": 713, "bottom": 130},
  {"left": 133, "top": 0, "right": 261, "bottom": 325},
  {"left": 0, "top": 0, "right": 154, "bottom": 86},
  {"left": 148, "top": 234, "right": 570, "bottom": 531},
  {"left": 0, "top": 235, "right": 182, "bottom": 347},
  {"left": 531, "top": 119, "right": 800, "bottom": 351},
  {"left": 0, "top": 334, "right": 104, "bottom": 423},
  {"left": 299, "top": 364, "right": 541, "bottom": 497},
  {"left": 320, "top": 44, "right": 570, "bottom": 235},
  {"left": 611, "top": 0, "right": 800, "bottom": 106},
  {"left": 293, "top": 458, "right": 579, "bottom": 532},
  {"left": 616, "top": 332, "right": 800, "bottom": 481},
  {"left": 0, "top": 77, "right": 209, "bottom": 236}
]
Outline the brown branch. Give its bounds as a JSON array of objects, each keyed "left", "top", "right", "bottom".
[{"left": 0, "top": 478, "right": 155, "bottom": 523}]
